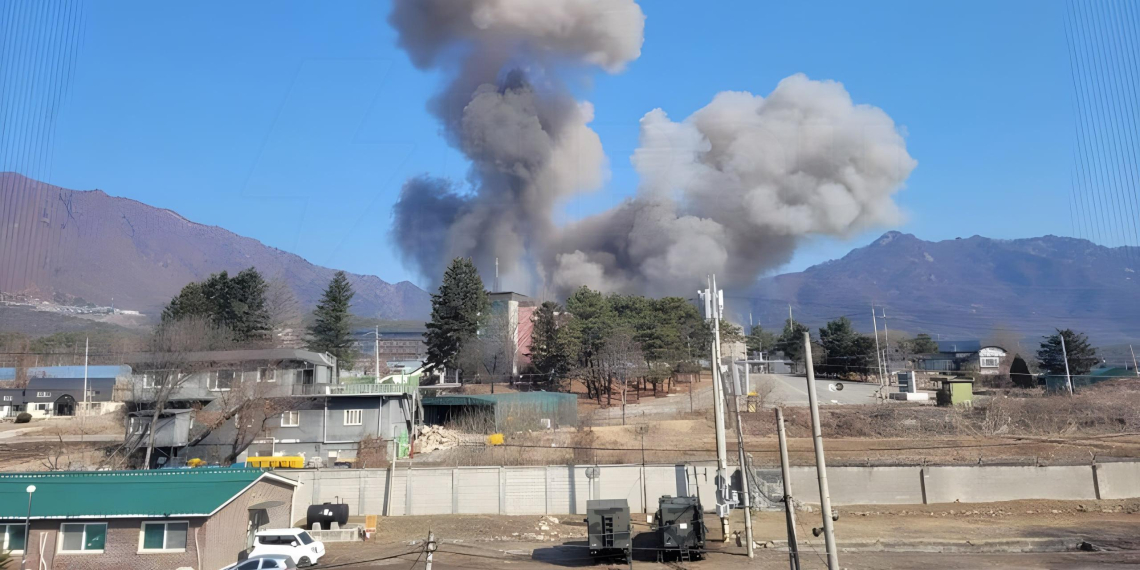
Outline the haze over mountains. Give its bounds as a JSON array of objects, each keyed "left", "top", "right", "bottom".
[
  {"left": 751, "top": 231, "right": 1140, "bottom": 343},
  {"left": 2, "top": 173, "right": 1138, "bottom": 343},
  {"left": 0, "top": 173, "right": 430, "bottom": 320}
]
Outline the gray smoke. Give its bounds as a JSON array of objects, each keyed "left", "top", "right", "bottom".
[
  {"left": 389, "top": 0, "right": 644, "bottom": 289},
  {"left": 389, "top": 1, "right": 916, "bottom": 296}
]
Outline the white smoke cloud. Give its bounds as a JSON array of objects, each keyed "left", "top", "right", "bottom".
[
  {"left": 547, "top": 74, "right": 917, "bottom": 295},
  {"left": 389, "top": 1, "right": 917, "bottom": 297}
]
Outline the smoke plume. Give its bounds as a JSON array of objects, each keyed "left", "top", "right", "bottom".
[{"left": 389, "top": 1, "right": 916, "bottom": 296}]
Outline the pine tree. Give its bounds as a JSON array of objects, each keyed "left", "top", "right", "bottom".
[
  {"left": 162, "top": 268, "right": 271, "bottom": 342},
  {"left": 1037, "top": 329, "right": 1098, "bottom": 376},
  {"left": 775, "top": 318, "right": 812, "bottom": 365},
  {"left": 528, "top": 301, "right": 569, "bottom": 384},
  {"left": 307, "top": 271, "right": 357, "bottom": 366},
  {"left": 424, "top": 258, "right": 488, "bottom": 374}
]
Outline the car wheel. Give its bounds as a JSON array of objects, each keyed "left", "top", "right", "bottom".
[{"left": 298, "top": 556, "right": 312, "bottom": 567}]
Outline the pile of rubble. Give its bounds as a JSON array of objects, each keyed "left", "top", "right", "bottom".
[{"left": 417, "top": 425, "right": 463, "bottom": 454}]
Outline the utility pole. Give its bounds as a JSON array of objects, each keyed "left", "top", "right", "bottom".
[
  {"left": 788, "top": 304, "right": 794, "bottom": 326},
  {"left": 425, "top": 530, "right": 437, "bottom": 570},
  {"left": 81, "top": 336, "right": 89, "bottom": 439},
  {"left": 374, "top": 326, "right": 381, "bottom": 380},
  {"left": 775, "top": 408, "right": 801, "bottom": 570},
  {"left": 1060, "top": 333, "right": 1074, "bottom": 396},
  {"left": 803, "top": 332, "right": 839, "bottom": 570},
  {"left": 726, "top": 361, "right": 754, "bottom": 558},
  {"left": 1130, "top": 345, "right": 1139, "bottom": 377},
  {"left": 871, "top": 305, "right": 884, "bottom": 387},
  {"left": 879, "top": 307, "right": 891, "bottom": 375},
  {"left": 700, "top": 275, "right": 731, "bottom": 541}
]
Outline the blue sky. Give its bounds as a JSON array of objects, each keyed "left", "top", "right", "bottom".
[{"left": 22, "top": 0, "right": 1078, "bottom": 288}]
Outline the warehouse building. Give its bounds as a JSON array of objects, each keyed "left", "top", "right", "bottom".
[
  {"left": 422, "top": 392, "right": 578, "bottom": 432},
  {"left": 0, "top": 468, "right": 297, "bottom": 570}
]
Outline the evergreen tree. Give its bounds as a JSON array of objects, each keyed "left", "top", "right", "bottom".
[
  {"left": 528, "top": 301, "right": 569, "bottom": 384},
  {"left": 746, "top": 325, "right": 778, "bottom": 357},
  {"left": 307, "top": 271, "right": 357, "bottom": 366},
  {"left": 818, "top": 317, "right": 859, "bottom": 360},
  {"left": 1009, "top": 354, "right": 1035, "bottom": 388},
  {"left": 775, "top": 318, "right": 812, "bottom": 365},
  {"left": 910, "top": 333, "right": 939, "bottom": 354},
  {"left": 1037, "top": 329, "right": 1098, "bottom": 376},
  {"left": 162, "top": 268, "right": 270, "bottom": 342},
  {"left": 424, "top": 258, "right": 489, "bottom": 374}
]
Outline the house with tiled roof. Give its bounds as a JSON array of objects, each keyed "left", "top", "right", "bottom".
[{"left": 0, "top": 469, "right": 297, "bottom": 570}]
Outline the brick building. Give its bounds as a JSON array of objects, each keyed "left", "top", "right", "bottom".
[{"left": 0, "top": 469, "right": 297, "bottom": 570}]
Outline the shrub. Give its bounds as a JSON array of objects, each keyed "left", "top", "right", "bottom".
[{"left": 14, "top": 412, "right": 31, "bottom": 424}]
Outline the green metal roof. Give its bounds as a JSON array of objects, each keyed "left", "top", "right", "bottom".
[{"left": 0, "top": 468, "right": 295, "bottom": 520}]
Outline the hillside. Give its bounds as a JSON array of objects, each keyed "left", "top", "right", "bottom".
[
  {"left": 750, "top": 232, "right": 1140, "bottom": 344},
  {"left": 0, "top": 173, "right": 431, "bottom": 319}
]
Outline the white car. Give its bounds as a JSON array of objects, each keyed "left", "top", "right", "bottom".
[
  {"left": 248, "top": 529, "right": 325, "bottom": 567},
  {"left": 223, "top": 554, "right": 298, "bottom": 570}
]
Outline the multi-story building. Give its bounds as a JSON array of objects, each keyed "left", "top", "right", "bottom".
[{"left": 124, "top": 348, "right": 416, "bottom": 467}]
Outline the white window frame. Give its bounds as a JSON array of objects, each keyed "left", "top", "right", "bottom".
[
  {"left": 57, "top": 522, "right": 107, "bottom": 554},
  {"left": 281, "top": 410, "right": 300, "bottom": 427},
  {"left": 207, "top": 370, "right": 237, "bottom": 392},
  {"left": 344, "top": 409, "right": 362, "bottom": 426},
  {"left": 258, "top": 367, "right": 276, "bottom": 382},
  {"left": 142, "top": 370, "right": 177, "bottom": 389},
  {"left": 2, "top": 395, "right": 11, "bottom": 402},
  {"left": 0, "top": 523, "right": 26, "bottom": 553},
  {"left": 137, "top": 520, "right": 189, "bottom": 553},
  {"left": 980, "top": 357, "right": 1000, "bottom": 368},
  {"left": 36, "top": 391, "right": 51, "bottom": 398}
]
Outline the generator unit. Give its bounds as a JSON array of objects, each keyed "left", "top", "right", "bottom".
[
  {"left": 585, "top": 499, "right": 631, "bottom": 565},
  {"left": 654, "top": 495, "right": 706, "bottom": 561}
]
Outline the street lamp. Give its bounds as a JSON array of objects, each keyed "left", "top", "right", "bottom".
[{"left": 20, "top": 484, "right": 35, "bottom": 570}]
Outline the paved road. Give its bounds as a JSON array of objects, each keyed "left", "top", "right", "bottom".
[
  {"left": 587, "top": 374, "right": 884, "bottom": 425},
  {"left": 761, "top": 373, "right": 884, "bottom": 407}
]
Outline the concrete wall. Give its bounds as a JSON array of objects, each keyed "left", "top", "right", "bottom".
[
  {"left": 281, "top": 460, "right": 1140, "bottom": 523},
  {"left": 1094, "top": 462, "right": 1140, "bottom": 500},
  {"left": 923, "top": 465, "right": 1097, "bottom": 504}
]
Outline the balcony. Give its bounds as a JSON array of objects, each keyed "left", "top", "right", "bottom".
[{"left": 291, "top": 382, "right": 417, "bottom": 397}]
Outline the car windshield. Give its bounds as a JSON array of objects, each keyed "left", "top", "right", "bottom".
[{"left": 297, "top": 532, "right": 314, "bottom": 545}]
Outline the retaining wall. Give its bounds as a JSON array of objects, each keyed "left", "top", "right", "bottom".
[{"left": 282, "top": 460, "right": 1140, "bottom": 523}]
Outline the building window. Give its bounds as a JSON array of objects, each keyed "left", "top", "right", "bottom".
[
  {"left": 34, "top": 403, "right": 51, "bottom": 412},
  {"left": 59, "top": 522, "right": 106, "bottom": 553},
  {"left": 281, "top": 411, "right": 300, "bottom": 427},
  {"left": 344, "top": 409, "right": 362, "bottom": 426},
  {"left": 208, "top": 370, "right": 237, "bottom": 391},
  {"left": 259, "top": 367, "right": 275, "bottom": 382},
  {"left": 0, "top": 524, "right": 26, "bottom": 552},
  {"left": 2, "top": 396, "right": 11, "bottom": 402},
  {"left": 36, "top": 392, "right": 51, "bottom": 398},
  {"left": 980, "top": 357, "right": 1000, "bottom": 368},
  {"left": 142, "top": 370, "right": 176, "bottom": 389},
  {"left": 139, "top": 521, "right": 188, "bottom": 552}
]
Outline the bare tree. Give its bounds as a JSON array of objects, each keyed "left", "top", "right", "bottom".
[
  {"left": 265, "top": 277, "right": 303, "bottom": 347},
  {"left": 599, "top": 328, "right": 645, "bottom": 425},
  {"left": 135, "top": 316, "right": 234, "bottom": 469},
  {"left": 184, "top": 375, "right": 312, "bottom": 464}
]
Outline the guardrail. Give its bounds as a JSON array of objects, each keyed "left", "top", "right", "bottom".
[{"left": 291, "top": 383, "right": 417, "bottom": 396}]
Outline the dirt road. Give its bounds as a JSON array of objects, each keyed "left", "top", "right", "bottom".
[{"left": 321, "top": 498, "right": 1140, "bottom": 569}]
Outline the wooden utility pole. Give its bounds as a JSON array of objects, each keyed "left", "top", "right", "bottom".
[
  {"left": 776, "top": 408, "right": 801, "bottom": 570},
  {"left": 803, "top": 332, "right": 839, "bottom": 569}
]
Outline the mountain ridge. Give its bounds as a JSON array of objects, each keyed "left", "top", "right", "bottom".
[
  {"left": 750, "top": 231, "right": 1140, "bottom": 343},
  {"left": 0, "top": 172, "right": 431, "bottom": 320}
]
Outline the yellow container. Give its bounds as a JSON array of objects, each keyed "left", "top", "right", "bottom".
[
  {"left": 486, "top": 433, "right": 504, "bottom": 446},
  {"left": 246, "top": 455, "right": 305, "bottom": 469}
]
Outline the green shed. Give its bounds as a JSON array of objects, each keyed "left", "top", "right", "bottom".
[
  {"left": 422, "top": 392, "right": 578, "bottom": 431},
  {"left": 936, "top": 377, "right": 974, "bottom": 406}
]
